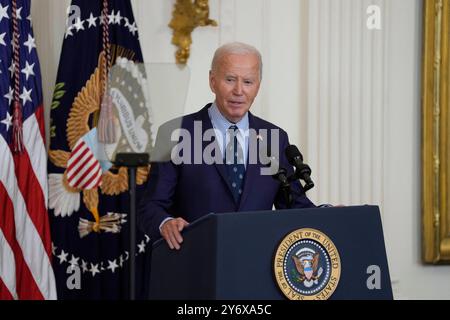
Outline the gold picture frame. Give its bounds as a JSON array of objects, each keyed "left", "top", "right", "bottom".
[{"left": 422, "top": 0, "right": 450, "bottom": 263}]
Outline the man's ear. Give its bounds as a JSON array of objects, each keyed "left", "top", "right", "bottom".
[{"left": 209, "top": 70, "right": 216, "bottom": 93}]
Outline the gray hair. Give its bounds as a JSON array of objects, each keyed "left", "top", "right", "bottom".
[{"left": 211, "top": 42, "right": 263, "bottom": 80}]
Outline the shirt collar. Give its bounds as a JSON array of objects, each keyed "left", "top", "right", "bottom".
[{"left": 208, "top": 102, "right": 249, "bottom": 135}]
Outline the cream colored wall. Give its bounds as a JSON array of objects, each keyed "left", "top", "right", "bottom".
[
  {"left": 297, "top": 0, "right": 450, "bottom": 300},
  {"left": 382, "top": 0, "right": 450, "bottom": 300},
  {"left": 30, "top": 0, "right": 450, "bottom": 299},
  {"left": 32, "top": 0, "right": 307, "bottom": 148}
]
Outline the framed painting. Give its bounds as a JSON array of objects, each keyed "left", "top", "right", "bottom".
[{"left": 422, "top": 0, "right": 450, "bottom": 263}]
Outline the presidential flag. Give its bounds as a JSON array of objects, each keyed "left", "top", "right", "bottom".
[
  {"left": 0, "top": 0, "right": 57, "bottom": 300},
  {"left": 48, "top": 0, "right": 152, "bottom": 299}
]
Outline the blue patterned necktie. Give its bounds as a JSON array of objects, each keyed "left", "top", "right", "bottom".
[{"left": 225, "top": 125, "right": 246, "bottom": 203}]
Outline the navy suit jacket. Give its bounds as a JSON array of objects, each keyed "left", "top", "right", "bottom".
[{"left": 138, "top": 104, "right": 315, "bottom": 240}]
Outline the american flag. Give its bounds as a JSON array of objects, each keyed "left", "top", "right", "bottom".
[
  {"left": 0, "top": 0, "right": 56, "bottom": 299},
  {"left": 66, "top": 137, "right": 102, "bottom": 190}
]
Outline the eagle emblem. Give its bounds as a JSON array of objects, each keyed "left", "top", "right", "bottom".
[
  {"left": 292, "top": 248, "right": 323, "bottom": 288},
  {"left": 274, "top": 228, "right": 341, "bottom": 300},
  {"left": 48, "top": 52, "right": 151, "bottom": 238}
]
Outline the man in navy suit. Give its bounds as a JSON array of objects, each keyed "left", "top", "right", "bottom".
[{"left": 138, "top": 42, "right": 316, "bottom": 249}]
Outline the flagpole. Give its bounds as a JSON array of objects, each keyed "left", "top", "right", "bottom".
[
  {"left": 128, "top": 166, "right": 136, "bottom": 300},
  {"left": 115, "top": 153, "right": 149, "bottom": 300}
]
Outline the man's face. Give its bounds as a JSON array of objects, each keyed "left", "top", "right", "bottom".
[{"left": 209, "top": 53, "right": 261, "bottom": 123}]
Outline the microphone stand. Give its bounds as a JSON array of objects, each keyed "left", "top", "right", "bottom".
[
  {"left": 273, "top": 168, "right": 293, "bottom": 209},
  {"left": 114, "top": 153, "right": 149, "bottom": 300},
  {"left": 288, "top": 163, "right": 314, "bottom": 192},
  {"left": 273, "top": 166, "right": 315, "bottom": 208}
]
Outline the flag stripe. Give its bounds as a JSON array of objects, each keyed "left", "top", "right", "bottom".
[
  {"left": 67, "top": 146, "right": 92, "bottom": 178},
  {"left": 34, "top": 103, "right": 46, "bottom": 146},
  {"left": 82, "top": 167, "right": 102, "bottom": 190},
  {"left": 69, "top": 163, "right": 99, "bottom": 187},
  {"left": 0, "top": 225, "right": 18, "bottom": 300},
  {"left": 23, "top": 109, "right": 48, "bottom": 208},
  {"left": 0, "top": 276, "right": 15, "bottom": 300},
  {"left": 67, "top": 146, "right": 91, "bottom": 175},
  {"left": 67, "top": 141, "right": 90, "bottom": 168},
  {"left": 0, "top": 137, "right": 56, "bottom": 300},
  {"left": 68, "top": 153, "right": 96, "bottom": 185},
  {"left": 13, "top": 142, "right": 52, "bottom": 259},
  {"left": 0, "top": 181, "right": 43, "bottom": 300},
  {"left": 70, "top": 139, "right": 86, "bottom": 160},
  {"left": 67, "top": 150, "right": 96, "bottom": 183},
  {"left": 0, "top": 0, "right": 56, "bottom": 300},
  {"left": 75, "top": 160, "right": 100, "bottom": 189}
]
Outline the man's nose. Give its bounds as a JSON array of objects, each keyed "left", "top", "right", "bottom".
[{"left": 233, "top": 80, "right": 243, "bottom": 95}]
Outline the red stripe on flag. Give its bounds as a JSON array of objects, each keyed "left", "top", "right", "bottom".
[
  {"left": 68, "top": 154, "right": 95, "bottom": 184},
  {"left": 0, "top": 277, "right": 14, "bottom": 300},
  {"left": 67, "top": 146, "right": 91, "bottom": 175},
  {"left": 0, "top": 183, "right": 44, "bottom": 300},
  {"left": 70, "top": 140, "right": 86, "bottom": 158},
  {"left": 67, "top": 154, "right": 95, "bottom": 186},
  {"left": 76, "top": 159, "right": 100, "bottom": 189},
  {"left": 81, "top": 166, "right": 102, "bottom": 190},
  {"left": 0, "top": 181, "right": 16, "bottom": 300},
  {"left": 13, "top": 150, "right": 52, "bottom": 260},
  {"left": 34, "top": 105, "right": 46, "bottom": 146}
]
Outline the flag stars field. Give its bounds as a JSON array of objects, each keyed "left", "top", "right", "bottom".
[
  {"left": 90, "top": 263, "right": 100, "bottom": 277},
  {"left": 73, "top": 18, "right": 84, "bottom": 31},
  {"left": 21, "top": 60, "right": 35, "bottom": 80},
  {"left": 8, "top": 61, "right": 14, "bottom": 75},
  {"left": 1, "top": 111, "right": 12, "bottom": 131},
  {"left": 0, "top": 4, "right": 9, "bottom": 22},
  {"left": 19, "top": 86, "right": 32, "bottom": 105},
  {"left": 138, "top": 240, "right": 146, "bottom": 253},
  {"left": 0, "top": 32, "right": 6, "bottom": 46},
  {"left": 51, "top": 242, "right": 150, "bottom": 276},
  {"left": 65, "top": 26, "right": 73, "bottom": 38},
  {"left": 107, "top": 260, "right": 119, "bottom": 273},
  {"left": 57, "top": 249, "right": 68, "bottom": 264},
  {"left": 65, "top": 11, "right": 139, "bottom": 39},
  {"left": 81, "top": 260, "right": 88, "bottom": 273},
  {"left": 114, "top": 10, "right": 122, "bottom": 25},
  {"left": 86, "top": 13, "right": 96, "bottom": 28},
  {"left": 69, "top": 255, "right": 79, "bottom": 267},
  {"left": 51, "top": 243, "right": 57, "bottom": 255},
  {"left": 4, "top": 86, "right": 13, "bottom": 105},
  {"left": 23, "top": 33, "right": 36, "bottom": 53},
  {"left": 14, "top": 6, "right": 22, "bottom": 20}
]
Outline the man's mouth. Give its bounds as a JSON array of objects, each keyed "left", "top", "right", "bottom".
[{"left": 228, "top": 100, "right": 245, "bottom": 107}]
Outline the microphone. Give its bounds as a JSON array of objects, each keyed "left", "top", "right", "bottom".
[
  {"left": 270, "top": 157, "right": 293, "bottom": 208},
  {"left": 285, "top": 145, "right": 314, "bottom": 191},
  {"left": 257, "top": 135, "right": 293, "bottom": 207},
  {"left": 273, "top": 167, "right": 290, "bottom": 187},
  {"left": 269, "top": 156, "right": 289, "bottom": 185}
]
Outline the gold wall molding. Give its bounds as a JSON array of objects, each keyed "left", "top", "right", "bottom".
[
  {"left": 422, "top": 0, "right": 450, "bottom": 263},
  {"left": 169, "top": 0, "right": 218, "bottom": 64}
]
